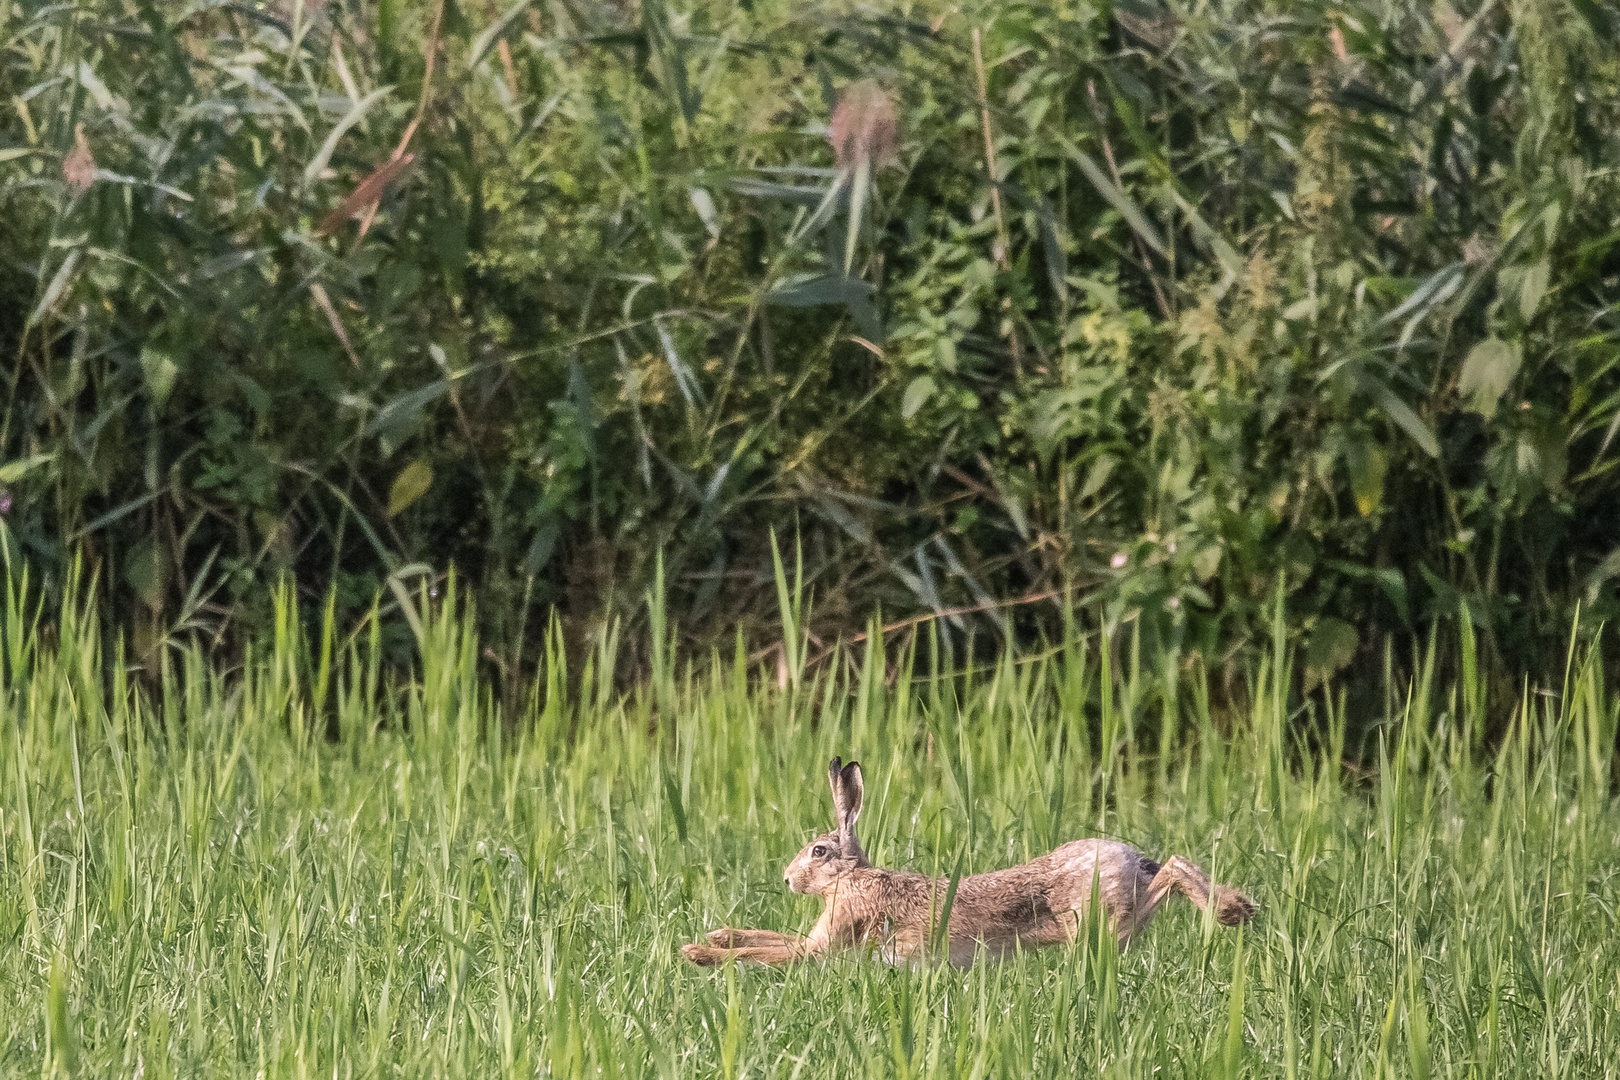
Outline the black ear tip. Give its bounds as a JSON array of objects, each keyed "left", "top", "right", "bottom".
[{"left": 829, "top": 756, "right": 843, "bottom": 774}]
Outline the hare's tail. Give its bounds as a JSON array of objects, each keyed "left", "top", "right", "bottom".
[{"left": 1147, "top": 855, "right": 1255, "bottom": 926}]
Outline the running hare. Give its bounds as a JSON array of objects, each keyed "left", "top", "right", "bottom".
[{"left": 681, "top": 758, "right": 1254, "bottom": 967}]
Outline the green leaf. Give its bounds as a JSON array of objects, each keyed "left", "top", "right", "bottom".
[
  {"left": 1516, "top": 419, "right": 1567, "bottom": 492},
  {"left": 27, "top": 249, "right": 80, "bottom": 329},
  {"left": 302, "top": 86, "right": 395, "bottom": 191},
  {"left": 844, "top": 157, "right": 870, "bottom": 274},
  {"left": 1361, "top": 374, "right": 1439, "bottom": 458},
  {"left": 1282, "top": 297, "right": 1317, "bottom": 322},
  {"left": 363, "top": 379, "right": 450, "bottom": 450},
  {"left": 1305, "top": 617, "right": 1358, "bottom": 690},
  {"left": 689, "top": 187, "right": 719, "bottom": 240},
  {"left": 641, "top": 0, "right": 697, "bottom": 126},
  {"left": 901, "top": 375, "right": 936, "bottom": 419},
  {"left": 468, "top": 0, "right": 531, "bottom": 71},
  {"left": 1374, "top": 567, "right": 1410, "bottom": 626},
  {"left": 1061, "top": 139, "right": 1166, "bottom": 257},
  {"left": 1080, "top": 455, "right": 1115, "bottom": 499},
  {"left": 728, "top": 177, "right": 827, "bottom": 206},
  {"left": 1377, "top": 263, "right": 1464, "bottom": 329},
  {"left": 1366, "top": 263, "right": 1466, "bottom": 352},
  {"left": 124, "top": 540, "right": 170, "bottom": 612},
  {"left": 46, "top": 952, "right": 76, "bottom": 1075},
  {"left": 1518, "top": 258, "right": 1549, "bottom": 321},
  {"left": 386, "top": 565, "right": 432, "bottom": 645},
  {"left": 766, "top": 273, "right": 874, "bottom": 308},
  {"left": 378, "top": 0, "right": 400, "bottom": 50},
  {"left": 0, "top": 453, "right": 53, "bottom": 484},
  {"left": 1037, "top": 200, "right": 1068, "bottom": 302},
  {"left": 1567, "top": 0, "right": 1617, "bottom": 36},
  {"left": 786, "top": 173, "right": 848, "bottom": 243},
  {"left": 522, "top": 517, "right": 560, "bottom": 575},
  {"left": 661, "top": 769, "right": 687, "bottom": 843},
  {"left": 1346, "top": 439, "right": 1387, "bottom": 516},
  {"left": 1458, "top": 338, "right": 1522, "bottom": 416},
  {"left": 1169, "top": 189, "right": 1244, "bottom": 282},
  {"left": 75, "top": 60, "right": 118, "bottom": 112},
  {"left": 140, "top": 345, "right": 178, "bottom": 410},
  {"left": 388, "top": 460, "right": 434, "bottom": 516}
]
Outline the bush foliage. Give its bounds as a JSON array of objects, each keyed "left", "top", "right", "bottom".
[{"left": 3, "top": 0, "right": 1619, "bottom": 677}]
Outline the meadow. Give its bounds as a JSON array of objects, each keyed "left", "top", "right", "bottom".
[{"left": 3, "top": 563, "right": 1618, "bottom": 1079}]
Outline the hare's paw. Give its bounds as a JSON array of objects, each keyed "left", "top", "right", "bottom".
[
  {"left": 1214, "top": 887, "right": 1256, "bottom": 926},
  {"left": 681, "top": 943, "right": 725, "bottom": 966},
  {"left": 705, "top": 928, "right": 740, "bottom": 948}
]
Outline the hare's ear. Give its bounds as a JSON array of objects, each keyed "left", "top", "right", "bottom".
[{"left": 836, "top": 760, "right": 863, "bottom": 836}]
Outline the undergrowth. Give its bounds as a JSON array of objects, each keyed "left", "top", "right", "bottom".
[{"left": 4, "top": 0, "right": 1620, "bottom": 673}]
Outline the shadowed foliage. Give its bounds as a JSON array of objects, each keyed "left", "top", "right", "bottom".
[{"left": 2, "top": 0, "right": 1619, "bottom": 686}]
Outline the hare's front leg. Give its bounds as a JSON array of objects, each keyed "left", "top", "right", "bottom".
[
  {"left": 681, "top": 940, "right": 806, "bottom": 966},
  {"left": 682, "top": 926, "right": 815, "bottom": 965},
  {"left": 704, "top": 928, "right": 804, "bottom": 949}
]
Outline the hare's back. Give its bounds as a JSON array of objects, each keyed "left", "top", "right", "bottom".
[
  {"left": 927, "top": 840, "right": 1158, "bottom": 959},
  {"left": 947, "top": 840, "right": 1155, "bottom": 928},
  {"left": 1036, "top": 839, "right": 1160, "bottom": 917}
]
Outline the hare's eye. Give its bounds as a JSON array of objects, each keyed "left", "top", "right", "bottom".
[{"left": 812, "top": 845, "right": 827, "bottom": 858}]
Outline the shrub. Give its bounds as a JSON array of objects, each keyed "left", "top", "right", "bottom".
[{"left": 1, "top": 0, "right": 1617, "bottom": 684}]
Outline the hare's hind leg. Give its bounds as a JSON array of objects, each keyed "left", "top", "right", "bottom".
[{"left": 1141, "top": 855, "right": 1255, "bottom": 928}]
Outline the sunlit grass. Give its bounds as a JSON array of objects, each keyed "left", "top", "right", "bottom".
[{"left": 2, "top": 569, "right": 1618, "bottom": 1077}]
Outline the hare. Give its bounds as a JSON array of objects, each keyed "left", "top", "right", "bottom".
[{"left": 681, "top": 757, "right": 1254, "bottom": 967}]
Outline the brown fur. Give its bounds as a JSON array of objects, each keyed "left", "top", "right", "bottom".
[{"left": 681, "top": 758, "right": 1255, "bottom": 967}]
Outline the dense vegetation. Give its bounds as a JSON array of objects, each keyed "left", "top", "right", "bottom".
[
  {"left": 4, "top": 0, "right": 1620, "bottom": 684},
  {"left": 5, "top": 576, "right": 1619, "bottom": 1076}
]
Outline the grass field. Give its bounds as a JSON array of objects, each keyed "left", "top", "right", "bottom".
[{"left": 3, "top": 571, "right": 1619, "bottom": 1078}]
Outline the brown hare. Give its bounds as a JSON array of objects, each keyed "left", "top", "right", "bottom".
[{"left": 682, "top": 757, "right": 1254, "bottom": 967}]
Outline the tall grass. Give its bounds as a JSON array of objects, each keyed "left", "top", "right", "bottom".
[{"left": 2, "top": 568, "right": 1618, "bottom": 1076}]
